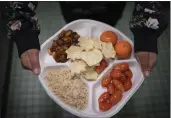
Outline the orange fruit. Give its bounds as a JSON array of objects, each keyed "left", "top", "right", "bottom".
[
  {"left": 115, "top": 41, "right": 132, "bottom": 59},
  {"left": 100, "top": 31, "right": 118, "bottom": 45}
]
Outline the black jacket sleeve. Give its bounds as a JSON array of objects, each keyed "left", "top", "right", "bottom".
[
  {"left": 129, "top": 2, "right": 169, "bottom": 54},
  {"left": 1, "top": 2, "right": 40, "bottom": 57}
]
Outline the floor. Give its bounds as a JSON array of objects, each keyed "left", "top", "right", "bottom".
[{"left": 3, "top": 2, "right": 170, "bottom": 118}]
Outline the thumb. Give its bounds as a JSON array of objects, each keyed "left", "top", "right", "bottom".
[
  {"left": 135, "top": 52, "right": 149, "bottom": 77},
  {"left": 148, "top": 52, "right": 157, "bottom": 71},
  {"left": 28, "top": 49, "right": 40, "bottom": 75}
]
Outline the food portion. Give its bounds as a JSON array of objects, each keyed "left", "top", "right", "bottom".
[
  {"left": 101, "top": 75, "right": 111, "bottom": 87},
  {"left": 48, "top": 29, "right": 132, "bottom": 63},
  {"left": 100, "top": 31, "right": 118, "bottom": 45},
  {"left": 66, "top": 37, "right": 116, "bottom": 61},
  {"left": 100, "top": 31, "right": 132, "bottom": 59},
  {"left": 48, "top": 30, "right": 80, "bottom": 63},
  {"left": 45, "top": 67, "right": 88, "bottom": 110},
  {"left": 81, "top": 49, "right": 103, "bottom": 66},
  {"left": 47, "top": 29, "right": 132, "bottom": 74},
  {"left": 70, "top": 60, "right": 87, "bottom": 76},
  {"left": 115, "top": 41, "right": 132, "bottom": 59},
  {"left": 66, "top": 37, "right": 116, "bottom": 81},
  {"left": 93, "top": 39, "right": 103, "bottom": 50},
  {"left": 101, "top": 42, "right": 116, "bottom": 59},
  {"left": 95, "top": 59, "right": 108, "bottom": 74},
  {"left": 70, "top": 59, "right": 107, "bottom": 81},
  {"left": 66, "top": 45, "right": 83, "bottom": 60},
  {"left": 44, "top": 27, "right": 136, "bottom": 114},
  {"left": 79, "top": 37, "right": 94, "bottom": 51},
  {"left": 82, "top": 67, "right": 99, "bottom": 81},
  {"left": 98, "top": 62, "right": 133, "bottom": 111}
]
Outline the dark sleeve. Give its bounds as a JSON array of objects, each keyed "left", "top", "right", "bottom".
[
  {"left": 2, "top": 2, "right": 40, "bottom": 57},
  {"left": 129, "top": 2, "right": 169, "bottom": 54}
]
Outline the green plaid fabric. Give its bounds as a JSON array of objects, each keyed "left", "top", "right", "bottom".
[{"left": 4, "top": 2, "right": 170, "bottom": 118}]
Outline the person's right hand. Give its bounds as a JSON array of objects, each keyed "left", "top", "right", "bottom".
[
  {"left": 135, "top": 51, "right": 157, "bottom": 77},
  {"left": 20, "top": 49, "right": 41, "bottom": 75}
]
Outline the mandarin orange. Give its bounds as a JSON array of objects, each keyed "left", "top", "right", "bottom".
[
  {"left": 100, "top": 31, "right": 118, "bottom": 45},
  {"left": 115, "top": 41, "right": 132, "bottom": 59}
]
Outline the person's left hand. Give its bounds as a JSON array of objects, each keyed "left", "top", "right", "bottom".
[
  {"left": 20, "top": 49, "right": 40, "bottom": 75},
  {"left": 135, "top": 51, "right": 157, "bottom": 77}
]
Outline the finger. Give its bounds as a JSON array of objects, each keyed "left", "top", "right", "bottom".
[
  {"left": 135, "top": 55, "right": 141, "bottom": 66},
  {"left": 28, "top": 49, "right": 40, "bottom": 75},
  {"left": 21, "top": 63, "right": 29, "bottom": 70},
  {"left": 135, "top": 52, "right": 150, "bottom": 77},
  {"left": 21, "top": 51, "right": 32, "bottom": 70},
  {"left": 148, "top": 52, "right": 157, "bottom": 71}
]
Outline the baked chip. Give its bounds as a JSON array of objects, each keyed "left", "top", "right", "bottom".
[
  {"left": 79, "top": 37, "right": 94, "bottom": 51},
  {"left": 81, "top": 49, "right": 103, "bottom": 66},
  {"left": 101, "top": 42, "right": 116, "bottom": 59},
  {"left": 93, "top": 38, "right": 103, "bottom": 50},
  {"left": 70, "top": 60, "right": 87, "bottom": 75},
  {"left": 82, "top": 67, "right": 99, "bottom": 81},
  {"left": 66, "top": 46, "right": 83, "bottom": 60}
]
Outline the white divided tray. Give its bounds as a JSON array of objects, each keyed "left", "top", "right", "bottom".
[{"left": 38, "top": 19, "right": 144, "bottom": 118}]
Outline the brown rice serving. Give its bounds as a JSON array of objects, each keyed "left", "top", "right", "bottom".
[{"left": 45, "top": 67, "right": 88, "bottom": 110}]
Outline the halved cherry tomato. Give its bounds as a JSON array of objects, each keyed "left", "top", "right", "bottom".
[
  {"left": 106, "top": 100, "right": 111, "bottom": 104},
  {"left": 110, "top": 70, "right": 123, "bottom": 79},
  {"left": 95, "top": 66, "right": 105, "bottom": 74},
  {"left": 113, "top": 63, "right": 129, "bottom": 72},
  {"left": 123, "top": 79, "right": 132, "bottom": 91},
  {"left": 124, "top": 69, "right": 133, "bottom": 78},
  {"left": 100, "top": 59, "right": 108, "bottom": 67},
  {"left": 99, "top": 101, "right": 112, "bottom": 111},
  {"left": 112, "top": 64, "right": 121, "bottom": 71},
  {"left": 107, "top": 83, "right": 115, "bottom": 94},
  {"left": 112, "top": 79, "right": 124, "bottom": 92},
  {"left": 98, "top": 92, "right": 110, "bottom": 103},
  {"left": 95, "top": 60, "right": 108, "bottom": 74},
  {"left": 101, "top": 75, "right": 111, "bottom": 87},
  {"left": 111, "top": 80, "right": 119, "bottom": 92},
  {"left": 120, "top": 75, "right": 127, "bottom": 83},
  {"left": 119, "top": 63, "right": 129, "bottom": 72},
  {"left": 109, "top": 91, "right": 122, "bottom": 105},
  {"left": 111, "top": 79, "right": 114, "bottom": 84}
]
